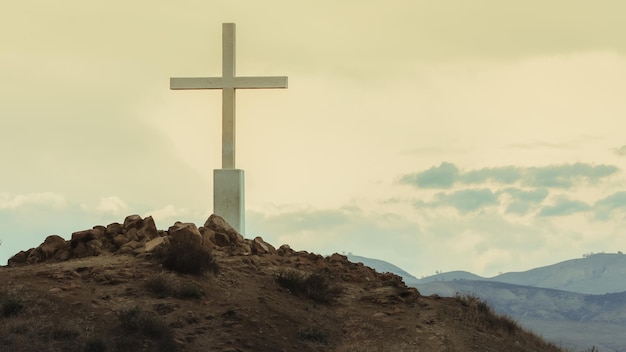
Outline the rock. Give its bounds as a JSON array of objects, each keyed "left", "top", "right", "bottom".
[
  {"left": 125, "top": 228, "right": 139, "bottom": 242},
  {"left": 122, "top": 214, "right": 143, "bottom": 232},
  {"left": 8, "top": 250, "right": 30, "bottom": 266},
  {"left": 277, "top": 244, "right": 295, "bottom": 256},
  {"left": 40, "top": 235, "right": 69, "bottom": 259},
  {"left": 113, "top": 234, "right": 129, "bottom": 248},
  {"left": 328, "top": 253, "right": 348, "bottom": 263},
  {"left": 168, "top": 222, "right": 202, "bottom": 247},
  {"left": 199, "top": 227, "right": 217, "bottom": 249},
  {"left": 204, "top": 214, "right": 243, "bottom": 243},
  {"left": 213, "top": 232, "right": 231, "bottom": 247},
  {"left": 70, "top": 229, "right": 100, "bottom": 246},
  {"left": 72, "top": 239, "right": 103, "bottom": 258},
  {"left": 251, "top": 236, "right": 276, "bottom": 255},
  {"left": 106, "top": 222, "right": 123, "bottom": 237},
  {"left": 137, "top": 216, "right": 158, "bottom": 240},
  {"left": 144, "top": 237, "right": 167, "bottom": 253}
]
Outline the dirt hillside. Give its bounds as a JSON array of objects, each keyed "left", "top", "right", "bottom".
[{"left": 0, "top": 215, "right": 566, "bottom": 352}]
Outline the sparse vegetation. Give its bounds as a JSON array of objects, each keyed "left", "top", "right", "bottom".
[
  {"left": 145, "top": 275, "right": 175, "bottom": 298},
  {"left": 276, "top": 269, "right": 342, "bottom": 303},
  {"left": 144, "top": 274, "right": 205, "bottom": 299},
  {"left": 1, "top": 295, "right": 24, "bottom": 317},
  {"left": 116, "top": 307, "right": 178, "bottom": 352},
  {"left": 297, "top": 326, "right": 329, "bottom": 345},
  {"left": 160, "top": 241, "right": 219, "bottom": 275},
  {"left": 454, "top": 294, "right": 518, "bottom": 334},
  {"left": 176, "top": 282, "right": 205, "bottom": 299}
]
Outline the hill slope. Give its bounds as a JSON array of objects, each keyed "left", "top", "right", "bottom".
[{"left": 0, "top": 214, "right": 565, "bottom": 352}]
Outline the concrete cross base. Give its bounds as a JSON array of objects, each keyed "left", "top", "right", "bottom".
[{"left": 213, "top": 169, "right": 245, "bottom": 235}]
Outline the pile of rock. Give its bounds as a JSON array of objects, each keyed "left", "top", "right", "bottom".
[{"left": 7, "top": 214, "right": 277, "bottom": 266}]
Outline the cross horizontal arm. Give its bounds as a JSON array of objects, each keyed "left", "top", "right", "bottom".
[{"left": 170, "top": 76, "right": 288, "bottom": 90}]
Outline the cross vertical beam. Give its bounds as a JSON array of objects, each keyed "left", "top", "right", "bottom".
[{"left": 222, "top": 23, "right": 236, "bottom": 169}]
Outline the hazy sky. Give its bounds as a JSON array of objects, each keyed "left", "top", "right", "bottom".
[{"left": 2, "top": 1, "right": 626, "bottom": 278}]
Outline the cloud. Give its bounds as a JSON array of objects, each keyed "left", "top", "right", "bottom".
[
  {"left": 594, "top": 191, "right": 626, "bottom": 220},
  {"left": 461, "top": 166, "right": 523, "bottom": 184},
  {"left": 538, "top": 198, "right": 591, "bottom": 217},
  {"left": 93, "top": 196, "right": 129, "bottom": 216},
  {"left": 401, "top": 162, "right": 619, "bottom": 189},
  {"left": 523, "top": 163, "right": 619, "bottom": 188},
  {"left": 427, "top": 188, "right": 499, "bottom": 214},
  {"left": 400, "top": 162, "right": 459, "bottom": 188},
  {"left": 500, "top": 188, "right": 549, "bottom": 215},
  {"left": 0, "top": 192, "right": 67, "bottom": 210}
]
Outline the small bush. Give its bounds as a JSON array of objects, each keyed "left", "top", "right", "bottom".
[
  {"left": 1, "top": 296, "right": 23, "bottom": 317},
  {"left": 117, "top": 308, "right": 178, "bottom": 351},
  {"left": 454, "top": 294, "right": 519, "bottom": 335},
  {"left": 145, "top": 275, "right": 175, "bottom": 298},
  {"left": 276, "top": 270, "right": 342, "bottom": 303},
  {"left": 145, "top": 275, "right": 205, "bottom": 299},
  {"left": 83, "top": 339, "right": 107, "bottom": 352},
  {"left": 297, "top": 326, "right": 329, "bottom": 345},
  {"left": 176, "top": 282, "right": 205, "bottom": 299},
  {"left": 118, "top": 308, "right": 166, "bottom": 338},
  {"left": 161, "top": 241, "right": 219, "bottom": 275}
]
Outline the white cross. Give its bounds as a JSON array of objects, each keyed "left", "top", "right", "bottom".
[{"left": 170, "top": 23, "right": 288, "bottom": 169}]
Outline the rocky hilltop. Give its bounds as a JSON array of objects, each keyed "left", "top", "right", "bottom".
[{"left": 1, "top": 214, "right": 566, "bottom": 352}]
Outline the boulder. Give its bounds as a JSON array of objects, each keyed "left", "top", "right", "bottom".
[
  {"left": 277, "top": 244, "right": 295, "bottom": 256},
  {"left": 198, "top": 227, "right": 217, "bottom": 249},
  {"left": 72, "top": 239, "right": 103, "bottom": 258},
  {"left": 40, "top": 235, "right": 69, "bottom": 259},
  {"left": 144, "top": 236, "right": 168, "bottom": 253},
  {"left": 168, "top": 222, "right": 202, "bottom": 247},
  {"left": 106, "top": 222, "right": 123, "bottom": 237},
  {"left": 113, "top": 234, "right": 130, "bottom": 248},
  {"left": 213, "top": 232, "right": 231, "bottom": 247},
  {"left": 251, "top": 236, "right": 276, "bottom": 255},
  {"left": 204, "top": 214, "right": 243, "bottom": 243},
  {"left": 122, "top": 214, "right": 143, "bottom": 232},
  {"left": 70, "top": 229, "right": 100, "bottom": 246},
  {"left": 328, "top": 253, "right": 348, "bottom": 263},
  {"left": 137, "top": 216, "right": 158, "bottom": 240},
  {"left": 8, "top": 250, "right": 30, "bottom": 266}
]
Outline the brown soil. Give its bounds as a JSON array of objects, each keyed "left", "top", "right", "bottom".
[{"left": 0, "top": 246, "right": 565, "bottom": 352}]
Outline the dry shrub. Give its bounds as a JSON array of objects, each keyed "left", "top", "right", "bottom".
[
  {"left": 276, "top": 269, "right": 342, "bottom": 303},
  {"left": 161, "top": 241, "right": 219, "bottom": 275}
]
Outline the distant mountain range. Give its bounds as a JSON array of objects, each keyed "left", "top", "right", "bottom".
[
  {"left": 415, "top": 252, "right": 626, "bottom": 295},
  {"left": 347, "top": 252, "right": 626, "bottom": 352}
]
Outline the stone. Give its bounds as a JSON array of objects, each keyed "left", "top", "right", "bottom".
[
  {"left": 277, "top": 244, "right": 295, "bottom": 256},
  {"left": 199, "top": 227, "right": 217, "bottom": 249},
  {"left": 106, "top": 222, "right": 123, "bottom": 236},
  {"left": 144, "top": 237, "right": 166, "bottom": 253},
  {"left": 125, "top": 228, "right": 139, "bottom": 242},
  {"left": 123, "top": 214, "right": 143, "bottom": 232},
  {"left": 40, "top": 235, "right": 69, "bottom": 259},
  {"left": 204, "top": 214, "right": 243, "bottom": 243},
  {"left": 113, "top": 234, "right": 129, "bottom": 248},
  {"left": 70, "top": 229, "right": 100, "bottom": 246},
  {"left": 328, "top": 253, "right": 348, "bottom": 263},
  {"left": 71, "top": 238, "right": 103, "bottom": 258},
  {"left": 137, "top": 216, "right": 158, "bottom": 240},
  {"left": 251, "top": 236, "right": 276, "bottom": 255},
  {"left": 8, "top": 250, "right": 30, "bottom": 266},
  {"left": 168, "top": 222, "right": 202, "bottom": 247},
  {"left": 213, "top": 232, "right": 231, "bottom": 247}
]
